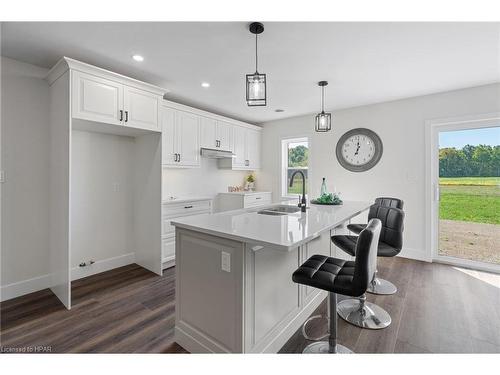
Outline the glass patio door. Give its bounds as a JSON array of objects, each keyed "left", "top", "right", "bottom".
[{"left": 436, "top": 126, "right": 499, "bottom": 268}]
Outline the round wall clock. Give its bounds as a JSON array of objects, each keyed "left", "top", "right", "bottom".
[{"left": 335, "top": 128, "right": 383, "bottom": 172}]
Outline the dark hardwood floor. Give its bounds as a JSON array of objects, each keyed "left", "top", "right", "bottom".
[{"left": 1, "top": 258, "right": 499, "bottom": 353}]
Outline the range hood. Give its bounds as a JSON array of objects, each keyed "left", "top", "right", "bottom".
[{"left": 200, "top": 147, "right": 235, "bottom": 159}]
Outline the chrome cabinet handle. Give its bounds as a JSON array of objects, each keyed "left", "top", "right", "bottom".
[
  {"left": 178, "top": 154, "right": 181, "bottom": 162},
  {"left": 174, "top": 153, "right": 178, "bottom": 162},
  {"left": 125, "top": 111, "right": 129, "bottom": 122},
  {"left": 119, "top": 110, "right": 123, "bottom": 122}
]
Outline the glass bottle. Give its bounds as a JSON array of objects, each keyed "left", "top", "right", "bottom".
[{"left": 321, "top": 177, "right": 328, "bottom": 196}]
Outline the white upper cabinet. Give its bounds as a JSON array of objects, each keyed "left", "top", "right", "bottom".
[
  {"left": 72, "top": 71, "right": 123, "bottom": 125},
  {"left": 123, "top": 86, "right": 159, "bottom": 130},
  {"left": 246, "top": 129, "right": 261, "bottom": 170},
  {"left": 232, "top": 125, "right": 247, "bottom": 168},
  {"left": 200, "top": 117, "right": 217, "bottom": 149},
  {"left": 70, "top": 66, "right": 162, "bottom": 131},
  {"left": 219, "top": 126, "right": 262, "bottom": 170},
  {"left": 216, "top": 121, "right": 233, "bottom": 151},
  {"left": 160, "top": 106, "right": 177, "bottom": 165},
  {"left": 160, "top": 106, "right": 200, "bottom": 168},
  {"left": 175, "top": 111, "right": 200, "bottom": 166}
]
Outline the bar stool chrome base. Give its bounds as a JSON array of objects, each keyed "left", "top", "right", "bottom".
[
  {"left": 337, "top": 295, "right": 391, "bottom": 329},
  {"left": 367, "top": 272, "right": 397, "bottom": 295},
  {"left": 303, "top": 341, "right": 353, "bottom": 354},
  {"left": 302, "top": 314, "right": 329, "bottom": 341}
]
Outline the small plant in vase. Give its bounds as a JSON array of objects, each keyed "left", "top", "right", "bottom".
[{"left": 245, "top": 174, "right": 255, "bottom": 191}]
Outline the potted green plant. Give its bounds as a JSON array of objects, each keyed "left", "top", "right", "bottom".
[{"left": 245, "top": 174, "right": 255, "bottom": 191}]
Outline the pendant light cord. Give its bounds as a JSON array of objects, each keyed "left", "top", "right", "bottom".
[
  {"left": 255, "top": 33, "right": 258, "bottom": 73},
  {"left": 321, "top": 86, "right": 325, "bottom": 112}
]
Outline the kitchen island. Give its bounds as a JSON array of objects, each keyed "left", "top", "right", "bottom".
[{"left": 171, "top": 200, "right": 371, "bottom": 353}]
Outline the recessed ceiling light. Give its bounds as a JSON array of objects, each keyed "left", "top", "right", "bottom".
[
  {"left": 132, "top": 54, "right": 144, "bottom": 62},
  {"left": 275, "top": 109, "right": 284, "bottom": 113},
  {"left": 201, "top": 82, "right": 210, "bottom": 88}
]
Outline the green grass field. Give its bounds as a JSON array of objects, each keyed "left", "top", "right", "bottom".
[{"left": 439, "top": 177, "right": 500, "bottom": 225}]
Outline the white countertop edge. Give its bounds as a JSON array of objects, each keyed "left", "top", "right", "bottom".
[
  {"left": 218, "top": 191, "right": 272, "bottom": 196},
  {"left": 162, "top": 196, "right": 214, "bottom": 204}
]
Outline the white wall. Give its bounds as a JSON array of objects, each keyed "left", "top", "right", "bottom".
[
  {"left": 71, "top": 130, "right": 135, "bottom": 269},
  {"left": 1, "top": 57, "right": 50, "bottom": 290},
  {"left": 259, "top": 83, "right": 500, "bottom": 262}
]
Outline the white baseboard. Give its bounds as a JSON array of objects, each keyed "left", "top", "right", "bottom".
[
  {"left": 1, "top": 273, "right": 52, "bottom": 302},
  {"left": 71, "top": 252, "right": 135, "bottom": 281},
  {"left": 1, "top": 252, "right": 136, "bottom": 302},
  {"left": 398, "top": 247, "right": 432, "bottom": 262}
]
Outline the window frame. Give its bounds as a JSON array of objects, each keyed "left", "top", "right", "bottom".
[{"left": 281, "top": 136, "right": 310, "bottom": 200}]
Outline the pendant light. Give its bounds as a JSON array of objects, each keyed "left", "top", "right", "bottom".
[
  {"left": 246, "top": 22, "right": 267, "bottom": 106},
  {"left": 315, "top": 81, "right": 332, "bottom": 132}
]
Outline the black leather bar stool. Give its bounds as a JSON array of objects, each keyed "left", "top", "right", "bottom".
[
  {"left": 331, "top": 205, "right": 404, "bottom": 330},
  {"left": 346, "top": 197, "right": 404, "bottom": 295},
  {"left": 292, "top": 219, "right": 382, "bottom": 353}
]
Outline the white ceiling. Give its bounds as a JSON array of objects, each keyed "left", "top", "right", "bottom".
[{"left": 2, "top": 22, "right": 499, "bottom": 124}]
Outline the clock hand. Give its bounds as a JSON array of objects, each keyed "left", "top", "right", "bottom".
[{"left": 354, "top": 142, "right": 360, "bottom": 155}]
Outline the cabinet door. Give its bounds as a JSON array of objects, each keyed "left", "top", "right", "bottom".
[
  {"left": 246, "top": 129, "right": 261, "bottom": 170},
  {"left": 72, "top": 71, "right": 123, "bottom": 125},
  {"left": 216, "top": 121, "right": 233, "bottom": 151},
  {"left": 123, "top": 86, "right": 159, "bottom": 130},
  {"left": 200, "top": 116, "right": 217, "bottom": 149},
  {"left": 162, "top": 236, "right": 175, "bottom": 263},
  {"left": 159, "top": 106, "right": 177, "bottom": 165},
  {"left": 232, "top": 125, "right": 247, "bottom": 168},
  {"left": 176, "top": 110, "right": 200, "bottom": 167}
]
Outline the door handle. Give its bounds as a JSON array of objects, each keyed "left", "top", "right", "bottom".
[
  {"left": 119, "top": 110, "right": 123, "bottom": 122},
  {"left": 125, "top": 111, "right": 129, "bottom": 122}
]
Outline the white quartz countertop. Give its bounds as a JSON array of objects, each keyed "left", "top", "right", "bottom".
[{"left": 171, "top": 200, "right": 371, "bottom": 251}]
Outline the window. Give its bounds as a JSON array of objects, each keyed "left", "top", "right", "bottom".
[{"left": 282, "top": 137, "right": 309, "bottom": 198}]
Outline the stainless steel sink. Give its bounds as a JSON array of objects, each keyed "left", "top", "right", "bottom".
[
  {"left": 257, "top": 205, "right": 301, "bottom": 215},
  {"left": 257, "top": 210, "right": 287, "bottom": 216}
]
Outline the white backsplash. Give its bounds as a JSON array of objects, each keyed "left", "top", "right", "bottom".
[{"left": 162, "top": 157, "right": 251, "bottom": 199}]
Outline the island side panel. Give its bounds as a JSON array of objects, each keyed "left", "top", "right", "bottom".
[
  {"left": 175, "top": 228, "right": 245, "bottom": 353},
  {"left": 243, "top": 230, "right": 332, "bottom": 353}
]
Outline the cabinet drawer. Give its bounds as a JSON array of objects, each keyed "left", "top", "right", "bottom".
[
  {"left": 243, "top": 193, "right": 272, "bottom": 208},
  {"left": 162, "top": 200, "right": 211, "bottom": 217}
]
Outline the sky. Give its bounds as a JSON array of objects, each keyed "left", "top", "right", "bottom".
[{"left": 439, "top": 126, "right": 499, "bottom": 148}]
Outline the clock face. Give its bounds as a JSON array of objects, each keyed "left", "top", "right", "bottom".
[
  {"left": 341, "top": 134, "right": 375, "bottom": 166},
  {"left": 336, "top": 128, "right": 383, "bottom": 172}
]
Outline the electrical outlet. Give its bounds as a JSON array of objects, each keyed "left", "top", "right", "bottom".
[
  {"left": 221, "top": 251, "right": 231, "bottom": 272},
  {"left": 113, "top": 182, "right": 120, "bottom": 192}
]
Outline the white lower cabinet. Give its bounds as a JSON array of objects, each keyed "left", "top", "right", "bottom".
[
  {"left": 162, "top": 199, "right": 212, "bottom": 268},
  {"left": 217, "top": 192, "right": 272, "bottom": 212}
]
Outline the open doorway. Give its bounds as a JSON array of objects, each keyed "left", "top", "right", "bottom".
[{"left": 427, "top": 114, "right": 499, "bottom": 273}]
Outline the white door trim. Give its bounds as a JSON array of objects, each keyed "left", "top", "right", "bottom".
[{"left": 424, "top": 112, "right": 500, "bottom": 273}]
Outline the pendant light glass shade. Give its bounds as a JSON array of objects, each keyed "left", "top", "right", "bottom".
[
  {"left": 315, "top": 81, "right": 332, "bottom": 132},
  {"left": 246, "top": 72, "right": 266, "bottom": 106},
  {"left": 246, "top": 22, "right": 267, "bottom": 106}
]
